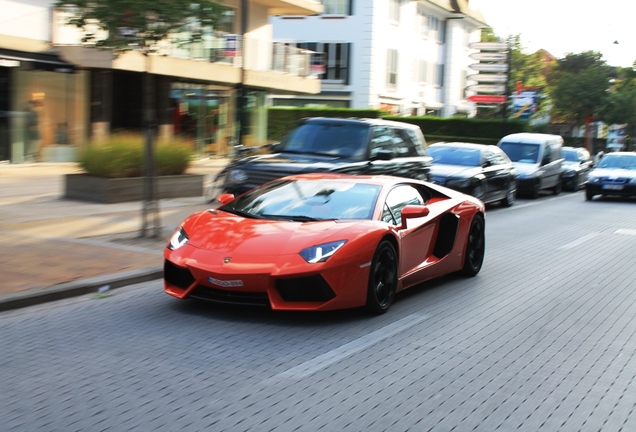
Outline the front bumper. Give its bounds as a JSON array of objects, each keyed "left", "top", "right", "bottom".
[
  {"left": 585, "top": 181, "right": 636, "bottom": 197},
  {"left": 163, "top": 246, "right": 370, "bottom": 311}
]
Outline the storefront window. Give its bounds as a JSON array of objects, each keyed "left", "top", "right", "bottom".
[
  {"left": 170, "top": 83, "right": 231, "bottom": 157},
  {"left": 6, "top": 68, "right": 87, "bottom": 163}
]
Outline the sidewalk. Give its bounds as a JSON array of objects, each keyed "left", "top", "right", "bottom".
[{"left": 0, "top": 158, "right": 228, "bottom": 311}]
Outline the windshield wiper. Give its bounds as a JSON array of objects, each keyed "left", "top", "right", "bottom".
[
  {"left": 219, "top": 208, "right": 265, "bottom": 219},
  {"left": 262, "top": 214, "right": 329, "bottom": 222}
]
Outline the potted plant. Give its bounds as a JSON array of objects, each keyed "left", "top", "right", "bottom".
[{"left": 65, "top": 134, "right": 203, "bottom": 203}]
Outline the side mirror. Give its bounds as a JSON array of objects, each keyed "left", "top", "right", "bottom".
[
  {"left": 371, "top": 149, "right": 394, "bottom": 161},
  {"left": 217, "top": 193, "right": 235, "bottom": 204},
  {"left": 400, "top": 205, "right": 430, "bottom": 229}
]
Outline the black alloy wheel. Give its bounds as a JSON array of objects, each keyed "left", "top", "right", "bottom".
[
  {"left": 553, "top": 176, "right": 562, "bottom": 195},
  {"left": 366, "top": 240, "right": 398, "bottom": 314},
  {"left": 461, "top": 214, "right": 485, "bottom": 277},
  {"left": 501, "top": 182, "right": 516, "bottom": 207}
]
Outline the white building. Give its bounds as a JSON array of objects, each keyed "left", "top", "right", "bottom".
[{"left": 270, "top": 0, "right": 487, "bottom": 117}]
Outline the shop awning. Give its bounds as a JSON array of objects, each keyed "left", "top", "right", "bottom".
[{"left": 0, "top": 48, "right": 75, "bottom": 73}]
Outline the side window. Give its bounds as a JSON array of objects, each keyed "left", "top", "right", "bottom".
[
  {"left": 482, "top": 149, "right": 496, "bottom": 166},
  {"left": 542, "top": 144, "right": 552, "bottom": 164},
  {"left": 395, "top": 128, "right": 421, "bottom": 157},
  {"left": 492, "top": 147, "right": 511, "bottom": 164},
  {"left": 369, "top": 127, "right": 394, "bottom": 157},
  {"left": 381, "top": 185, "right": 426, "bottom": 226}
]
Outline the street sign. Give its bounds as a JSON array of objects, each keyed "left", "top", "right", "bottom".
[
  {"left": 467, "top": 73, "right": 508, "bottom": 83},
  {"left": 467, "top": 94, "right": 507, "bottom": 103},
  {"left": 469, "top": 52, "right": 508, "bottom": 61},
  {"left": 467, "top": 84, "right": 506, "bottom": 93},
  {"left": 469, "top": 42, "right": 509, "bottom": 51},
  {"left": 469, "top": 63, "right": 508, "bottom": 72}
]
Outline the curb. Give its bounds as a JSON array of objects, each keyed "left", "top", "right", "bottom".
[{"left": 0, "top": 266, "right": 163, "bottom": 312}]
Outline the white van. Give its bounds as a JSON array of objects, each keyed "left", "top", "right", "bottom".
[{"left": 497, "top": 133, "right": 564, "bottom": 198}]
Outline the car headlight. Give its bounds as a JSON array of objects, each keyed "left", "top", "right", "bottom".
[
  {"left": 587, "top": 175, "right": 600, "bottom": 183},
  {"left": 168, "top": 227, "right": 189, "bottom": 250},
  {"left": 227, "top": 169, "right": 248, "bottom": 184},
  {"left": 299, "top": 240, "right": 347, "bottom": 263}
]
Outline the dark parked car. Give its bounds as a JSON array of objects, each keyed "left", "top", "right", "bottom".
[
  {"left": 585, "top": 152, "right": 636, "bottom": 201},
  {"left": 209, "top": 117, "right": 433, "bottom": 197},
  {"left": 561, "top": 146, "right": 593, "bottom": 191},
  {"left": 428, "top": 142, "right": 517, "bottom": 206}
]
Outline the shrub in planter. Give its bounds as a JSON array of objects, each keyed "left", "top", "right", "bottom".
[
  {"left": 66, "top": 134, "right": 202, "bottom": 203},
  {"left": 77, "top": 134, "right": 193, "bottom": 178}
]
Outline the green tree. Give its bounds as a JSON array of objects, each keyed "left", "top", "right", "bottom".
[
  {"left": 547, "top": 51, "right": 613, "bottom": 126},
  {"left": 55, "top": 0, "right": 228, "bottom": 53},
  {"left": 600, "top": 67, "right": 636, "bottom": 140},
  {"left": 54, "top": 0, "right": 228, "bottom": 237}
]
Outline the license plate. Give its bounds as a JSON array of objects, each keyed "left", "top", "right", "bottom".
[{"left": 603, "top": 184, "right": 623, "bottom": 190}]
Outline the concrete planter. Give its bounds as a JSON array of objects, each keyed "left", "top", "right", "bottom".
[{"left": 64, "top": 173, "right": 204, "bottom": 203}]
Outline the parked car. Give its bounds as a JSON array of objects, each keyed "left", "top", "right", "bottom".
[
  {"left": 428, "top": 142, "right": 517, "bottom": 206},
  {"left": 497, "top": 133, "right": 564, "bottom": 198},
  {"left": 208, "top": 117, "right": 433, "bottom": 199},
  {"left": 165, "top": 173, "right": 485, "bottom": 314},
  {"left": 585, "top": 152, "right": 636, "bottom": 201},
  {"left": 561, "top": 146, "right": 593, "bottom": 191}
]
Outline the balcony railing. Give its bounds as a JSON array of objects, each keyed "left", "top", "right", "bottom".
[{"left": 156, "top": 32, "right": 316, "bottom": 78}]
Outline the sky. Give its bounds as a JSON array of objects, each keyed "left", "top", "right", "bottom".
[{"left": 471, "top": 0, "right": 636, "bottom": 68}]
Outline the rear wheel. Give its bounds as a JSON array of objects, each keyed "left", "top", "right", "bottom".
[
  {"left": 501, "top": 182, "right": 516, "bottom": 207},
  {"left": 553, "top": 177, "right": 562, "bottom": 195},
  {"left": 365, "top": 240, "right": 398, "bottom": 314},
  {"left": 462, "top": 214, "right": 485, "bottom": 277}
]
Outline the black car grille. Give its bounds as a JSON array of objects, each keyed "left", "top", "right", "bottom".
[
  {"left": 247, "top": 171, "right": 291, "bottom": 187},
  {"left": 164, "top": 260, "right": 195, "bottom": 290},
  {"left": 599, "top": 177, "right": 628, "bottom": 184},
  {"left": 189, "top": 285, "right": 270, "bottom": 307},
  {"left": 275, "top": 275, "right": 336, "bottom": 303}
]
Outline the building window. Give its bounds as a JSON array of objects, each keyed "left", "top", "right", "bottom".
[
  {"left": 416, "top": 4, "right": 428, "bottom": 37},
  {"left": 387, "top": 49, "right": 398, "bottom": 88},
  {"left": 321, "top": 0, "right": 353, "bottom": 15},
  {"left": 418, "top": 59, "right": 428, "bottom": 84},
  {"left": 429, "top": 16, "right": 443, "bottom": 42},
  {"left": 291, "top": 42, "right": 350, "bottom": 84},
  {"left": 389, "top": 0, "right": 400, "bottom": 22},
  {"left": 436, "top": 63, "right": 445, "bottom": 87}
]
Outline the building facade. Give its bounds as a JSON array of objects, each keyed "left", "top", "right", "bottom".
[
  {"left": 1, "top": 0, "right": 323, "bottom": 163},
  {"left": 270, "top": 0, "right": 487, "bottom": 117}
]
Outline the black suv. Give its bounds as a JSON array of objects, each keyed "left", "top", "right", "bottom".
[{"left": 212, "top": 117, "right": 432, "bottom": 197}]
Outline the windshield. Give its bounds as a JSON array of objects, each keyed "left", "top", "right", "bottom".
[
  {"left": 220, "top": 179, "right": 382, "bottom": 221},
  {"left": 499, "top": 142, "right": 540, "bottom": 163},
  {"left": 597, "top": 154, "right": 636, "bottom": 170},
  {"left": 279, "top": 123, "right": 370, "bottom": 159},
  {"left": 429, "top": 146, "right": 481, "bottom": 166},
  {"left": 563, "top": 149, "right": 579, "bottom": 162}
]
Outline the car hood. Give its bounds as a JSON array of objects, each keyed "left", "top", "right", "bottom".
[
  {"left": 511, "top": 162, "right": 540, "bottom": 175},
  {"left": 234, "top": 152, "right": 358, "bottom": 173},
  {"left": 429, "top": 164, "right": 481, "bottom": 178},
  {"left": 589, "top": 168, "right": 636, "bottom": 178},
  {"left": 180, "top": 210, "right": 375, "bottom": 255}
]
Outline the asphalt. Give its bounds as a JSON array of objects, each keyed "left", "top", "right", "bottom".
[{"left": 0, "top": 158, "right": 227, "bottom": 312}]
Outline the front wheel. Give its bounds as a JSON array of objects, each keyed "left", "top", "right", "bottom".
[
  {"left": 365, "top": 240, "right": 398, "bottom": 314},
  {"left": 462, "top": 214, "right": 485, "bottom": 277},
  {"left": 553, "top": 177, "right": 562, "bottom": 195},
  {"left": 585, "top": 190, "right": 595, "bottom": 201},
  {"left": 500, "top": 183, "right": 516, "bottom": 207},
  {"left": 205, "top": 171, "right": 227, "bottom": 204}
]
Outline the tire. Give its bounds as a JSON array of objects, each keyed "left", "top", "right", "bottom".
[
  {"left": 365, "top": 240, "right": 398, "bottom": 314},
  {"left": 205, "top": 171, "right": 227, "bottom": 204},
  {"left": 462, "top": 214, "right": 485, "bottom": 277},
  {"left": 500, "top": 183, "right": 516, "bottom": 207},
  {"left": 531, "top": 182, "right": 541, "bottom": 199},
  {"left": 553, "top": 177, "right": 562, "bottom": 195},
  {"left": 585, "top": 190, "right": 594, "bottom": 201}
]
